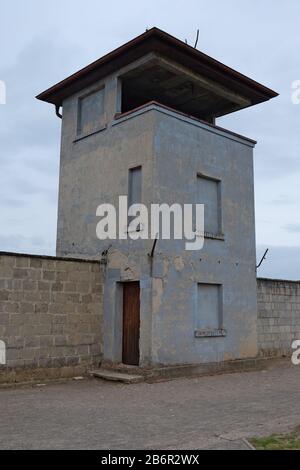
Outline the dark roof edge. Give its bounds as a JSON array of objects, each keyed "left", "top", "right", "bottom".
[{"left": 36, "top": 27, "right": 278, "bottom": 106}]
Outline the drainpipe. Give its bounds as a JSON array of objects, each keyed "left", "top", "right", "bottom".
[{"left": 55, "top": 105, "right": 62, "bottom": 119}]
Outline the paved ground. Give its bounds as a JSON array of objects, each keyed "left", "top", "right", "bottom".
[{"left": 0, "top": 361, "right": 299, "bottom": 450}]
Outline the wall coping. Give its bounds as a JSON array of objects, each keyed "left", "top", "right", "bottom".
[
  {"left": 113, "top": 101, "right": 257, "bottom": 148},
  {"left": 0, "top": 251, "right": 100, "bottom": 264},
  {"left": 0, "top": 254, "right": 297, "bottom": 280},
  {"left": 257, "top": 277, "right": 300, "bottom": 285}
]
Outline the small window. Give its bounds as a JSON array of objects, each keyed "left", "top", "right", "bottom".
[
  {"left": 196, "top": 283, "right": 223, "bottom": 332},
  {"left": 0, "top": 340, "right": 6, "bottom": 365},
  {"left": 77, "top": 87, "right": 105, "bottom": 135},
  {"left": 128, "top": 166, "right": 142, "bottom": 229},
  {"left": 128, "top": 166, "right": 142, "bottom": 207},
  {"left": 197, "top": 175, "right": 221, "bottom": 235}
]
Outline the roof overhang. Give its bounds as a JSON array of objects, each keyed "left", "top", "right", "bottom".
[{"left": 36, "top": 27, "right": 278, "bottom": 115}]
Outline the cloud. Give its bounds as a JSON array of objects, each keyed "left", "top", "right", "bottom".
[
  {"left": 0, "top": 234, "right": 51, "bottom": 255},
  {"left": 269, "top": 195, "right": 296, "bottom": 206},
  {"left": 0, "top": 34, "right": 81, "bottom": 257},
  {"left": 283, "top": 225, "right": 300, "bottom": 234},
  {"left": 0, "top": 35, "right": 81, "bottom": 163},
  {"left": 0, "top": 198, "right": 28, "bottom": 208},
  {"left": 257, "top": 245, "right": 300, "bottom": 280}
]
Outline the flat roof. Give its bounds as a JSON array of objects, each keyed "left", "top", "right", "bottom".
[{"left": 36, "top": 27, "right": 278, "bottom": 109}]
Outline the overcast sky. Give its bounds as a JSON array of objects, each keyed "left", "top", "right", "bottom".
[{"left": 0, "top": 0, "right": 299, "bottom": 279}]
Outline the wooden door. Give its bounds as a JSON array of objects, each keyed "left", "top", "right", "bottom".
[{"left": 122, "top": 282, "right": 140, "bottom": 366}]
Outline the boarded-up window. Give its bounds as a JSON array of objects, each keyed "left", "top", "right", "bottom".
[
  {"left": 197, "top": 283, "right": 222, "bottom": 331},
  {"left": 0, "top": 340, "right": 6, "bottom": 365},
  {"left": 128, "top": 166, "right": 142, "bottom": 207},
  {"left": 77, "top": 87, "right": 105, "bottom": 135},
  {"left": 197, "top": 175, "right": 221, "bottom": 235},
  {"left": 128, "top": 166, "right": 142, "bottom": 229}
]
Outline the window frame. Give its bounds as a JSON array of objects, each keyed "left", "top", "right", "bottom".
[
  {"left": 194, "top": 282, "right": 226, "bottom": 338},
  {"left": 77, "top": 85, "right": 106, "bottom": 137},
  {"left": 197, "top": 172, "right": 223, "bottom": 239},
  {"left": 127, "top": 165, "right": 143, "bottom": 232}
]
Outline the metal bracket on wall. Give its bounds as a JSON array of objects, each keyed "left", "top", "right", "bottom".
[
  {"left": 148, "top": 236, "right": 158, "bottom": 258},
  {"left": 256, "top": 248, "right": 269, "bottom": 271}
]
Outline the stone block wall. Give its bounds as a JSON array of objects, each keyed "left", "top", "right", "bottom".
[
  {"left": 257, "top": 278, "right": 300, "bottom": 357},
  {"left": 0, "top": 252, "right": 103, "bottom": 384}
]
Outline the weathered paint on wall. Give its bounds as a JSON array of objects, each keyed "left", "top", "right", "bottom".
[
  {"left": 148, "top": 108, "right": 258, "bottom": 365},
  {"left": 56, "top": 65, "right": 258, "bottom": 366}
]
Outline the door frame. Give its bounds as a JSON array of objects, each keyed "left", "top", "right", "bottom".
[
  {"left": 102, "top": 276, "right": 152, "bottom": 367},
  {"left": 122, "top": 281, "right": 140, "bottom": 366}
]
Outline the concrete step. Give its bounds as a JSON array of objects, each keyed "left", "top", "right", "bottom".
[
  {"left": 91, "top": 357, "right": 287, "bottom": 385},
  {"left": 90, "top": 369, "right": 144, "bottom": 384}
]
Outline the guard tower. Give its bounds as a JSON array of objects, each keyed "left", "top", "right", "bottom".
[{"left": 37, "top": 28, "right": 277, "bottom": 368}]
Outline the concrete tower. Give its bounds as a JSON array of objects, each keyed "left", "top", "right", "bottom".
[{"left": 37, "top": 28, "right": 277, "bottom": 367}]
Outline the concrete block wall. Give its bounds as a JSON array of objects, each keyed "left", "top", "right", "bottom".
[
  {"left": 257, "top": 278, "right": 300, "bottom": 357},
  {"left": 0, "top": 252, "right": 103, "bottom": 384}
]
